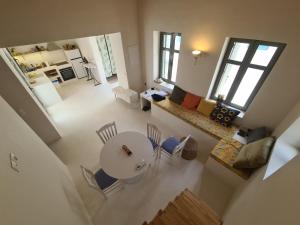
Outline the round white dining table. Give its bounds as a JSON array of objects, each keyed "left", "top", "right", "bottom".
[{"left": 100, "top": 131, "right": 153, "bottom": 180}]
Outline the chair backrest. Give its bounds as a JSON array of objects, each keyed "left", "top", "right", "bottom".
[
  {"left": 147, "top": 122, "right": 161, "bottom": 147},
  {"left": 80, "top": 165, "right": 99, "bottom": 190},
  {"left": 173, "top": 135, "right": 191, "bottom": 155},
  {"left": 96, "top": 121, "right": 118, "bottom": 144}
]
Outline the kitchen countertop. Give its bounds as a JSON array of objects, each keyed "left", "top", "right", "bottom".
[
  {"left": 25, "top": 61, "right": 73, "bottom": 87},
  {"left": 25, "top": 61, "right": 72, "bottom": 74},
  {"left": 27, "top": 73, "right": 52, "bottom": 88}
]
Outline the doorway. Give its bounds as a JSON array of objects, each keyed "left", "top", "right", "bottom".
[
  {"left": 96, "top": 35, "right": 118, "bottom": 83},
  {"left": 0, "top": 32, "right": 130, "bottom": 138}
]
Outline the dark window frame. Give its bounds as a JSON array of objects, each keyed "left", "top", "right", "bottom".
[
  {"left": 210, "top": 38, "right": 286, "bottom": 111},
  {"left": 159, "top": 32, "right": 181, "bottom": 84}
]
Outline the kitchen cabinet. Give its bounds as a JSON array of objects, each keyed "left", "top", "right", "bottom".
[{"left": 28, "top": 73, "right": 62, "bottom": 107}]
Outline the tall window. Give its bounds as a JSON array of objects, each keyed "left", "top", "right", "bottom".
[
  {"left": 210, "top": 38, "right": 286, "bottom": 111},
  {"left": 159, "top": 32, "right": 181, "bottom": 84}
]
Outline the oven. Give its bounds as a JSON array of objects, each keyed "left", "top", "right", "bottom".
[{"left": 59, "top": 67, "right": 76, "bottom": 81}]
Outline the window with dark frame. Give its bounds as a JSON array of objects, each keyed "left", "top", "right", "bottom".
[
  {"left": 210, "top": 38, "right": 286, "bottom": 111},
  {"left": 159, "top": 32, "right": 181, "bottom": 84}
]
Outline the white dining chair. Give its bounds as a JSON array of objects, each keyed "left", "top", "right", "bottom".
[
  {"left": 147, "top": 122, "right": 162, "bottom": 159},
  {"left": 160, "top": 135, "right": 191, "bottom": 161},
  {"left": 80, "top": 165, "right": 123, "bottom": 199},
  {"left": 96, "top": 121, "right": 118, "bottom": 144}
]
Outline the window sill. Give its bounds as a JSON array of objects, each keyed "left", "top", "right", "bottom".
[
  {"left": 208, "top": 99, "right": 245, "bottom": 119},
  {"left": 224, "top": 104, "right": 245, "bottom": 119},
  {"left": 155, "top": 81, "right": 174, "bottom": 93}
]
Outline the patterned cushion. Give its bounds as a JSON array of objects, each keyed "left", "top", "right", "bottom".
[
  {"left": 233, "top": 137, "right": 275, "bottom": 169},
  {"left": 161, "top": 137, "right": 180, "bottom": 154},
  {"left": 210, "top": 104, "right": 240, "bottom": 127},
  {"left": 169, "top": 85, "right": 187, "bottom": 104},
  {"left": 181, "top": 92, "right": 201, "bottom": 110},
  {"left": 94, "top": 169, "right": 118, "bottom": 190}
]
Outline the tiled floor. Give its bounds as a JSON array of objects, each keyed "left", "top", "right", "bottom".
[{"left": 48, "top": 79, "right": 234, "bottom": 225}]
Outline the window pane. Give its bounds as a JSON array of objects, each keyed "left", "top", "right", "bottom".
[
  {"left": 229, "top": 42, "right": 249, "bottom": 62},
  {"left": 231, "top": 68, "right": 264, "bottom": 107},
  {"left": 214, "top": 63, "right": 240, "bottom": 99},
  {"left": 174, "top": 35, "right": 181, "bottom": 50},
  {"left": 171, "top": 52, "right": 179, "bottom": 82},
  {"left": 163, "top": 34, "right": 171, "bottom": 48},
  {"left": 251, "top": 45, "right": 277, "bottom": 66},
  {"left": 161, "top": 50, "right": 170, "bottom": 79}
]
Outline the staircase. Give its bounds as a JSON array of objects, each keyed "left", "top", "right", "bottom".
[{"left": 143, "top": 189, "right": 222, "bottom": 225}]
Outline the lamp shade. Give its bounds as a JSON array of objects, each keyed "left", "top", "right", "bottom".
[{"left": 192, "top": 50, "right": 201, "bottom": 56}]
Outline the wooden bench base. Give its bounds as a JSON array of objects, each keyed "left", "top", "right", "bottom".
[
  {"left": 152, "top": 103, "right": 218, "bottom": 161},
  {"left": 151, "top": 98, "right": 251, "bottom": 182}
]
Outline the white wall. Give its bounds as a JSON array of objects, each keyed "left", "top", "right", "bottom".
[
  {"left": 0, "top": 0, "right": 143, "bottom": 91},
  {"left": 55, "top": 39, "right": 77, "bottom": 48},
  {"left": 76, "top": 37, "right": 107, "bottom": 83},
  {"left": 13, "top": 51, "right": 67, "bottom": 67},
  {"left": 139, "top": 0, "right": 300, "bottom": 130},
  {"left": 108, "top": 32, "right": 129, "bottom": 88},
  {"left": 11, "top": 43, "right": 69, "bottom": 65},
  {"left": 0, "top": 55, "right": 60, "bottom": 144},
  {"left": 0, "top": 96, "right": 92, "bottom": 225}
]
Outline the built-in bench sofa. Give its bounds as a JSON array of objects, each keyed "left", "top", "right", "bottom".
[{"left": 151, "top": 98, "right": 251, "bottom": 187}]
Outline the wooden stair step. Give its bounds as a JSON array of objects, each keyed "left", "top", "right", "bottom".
[
  {"left": 152, "top": 214, "right": 166, "bottom": 225},
  {"left": 174, "top": 195, "right": 218, "bottom": 225},
  {"left": 160, "top": 208, "right": 189, "bottom": 225},
  {"left": 165, "top": 202, "right": 195, "bottom": 225},
  {"left": 166, "top": 202, "right": 199, "bottom": 225},
  {"left": 180, "top": 190, "right": 221, "bottom": 224},
  {"left": 142, "top": 189, "right": 222, "bottom": 225},
  {"left": 183, "top": 189, "right": 220, "bottom": 220}
]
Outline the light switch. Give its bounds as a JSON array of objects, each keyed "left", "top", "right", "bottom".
[{"left": 10, "top": 153, "right": 19, "bottom": 172}]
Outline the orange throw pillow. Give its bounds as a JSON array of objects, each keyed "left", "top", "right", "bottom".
[{"left": 181, "top": 92, "right": 201, "bottom": 110}]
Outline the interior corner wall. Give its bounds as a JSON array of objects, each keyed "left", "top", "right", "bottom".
[
  {"left": 139, "top": 0, "right": 300, "bottom": 130},
  {"left": 0, "top": 57, "right": 60, "bottom": 144},
  {"left": 0, "top": 0, "right": 143, "bottom": 91},
  {"left": 222, "top": 101, "right": 300, "bottom": 225},
  {"left": 273, "top": 99, "right": 300, "bottom": 137},
  {"left": 222, "top": 153, "right": 300, "bottom": 225},
  {"left": 0, "top": 96, "right": 92, "bottom": 225}
]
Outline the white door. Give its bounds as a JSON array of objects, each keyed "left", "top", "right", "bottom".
[{"left": 71, "top": 58, "right": 87, "bottom": 79}]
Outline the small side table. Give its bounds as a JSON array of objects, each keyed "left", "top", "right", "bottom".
[{"left": 140, "top": 88, "right": 167, "bottom": 111}]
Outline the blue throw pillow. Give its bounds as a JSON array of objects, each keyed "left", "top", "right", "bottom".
[{"left": 162, "top": 137, "right": 180, "bottom": 154}]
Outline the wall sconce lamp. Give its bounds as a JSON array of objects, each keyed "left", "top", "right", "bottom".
[{"left": 192, "top": 50, "right": 202, "bottom": 65}]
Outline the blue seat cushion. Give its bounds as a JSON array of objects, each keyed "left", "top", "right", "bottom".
[
  {"left": 94, "top": 169, "right": 118, "bottom": 190},
  {"left": 161, "top": 137, "right": 180, "bottom": 154},
  {"left": 149, "top": 137, "right": 159, "bottom": 150}
]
